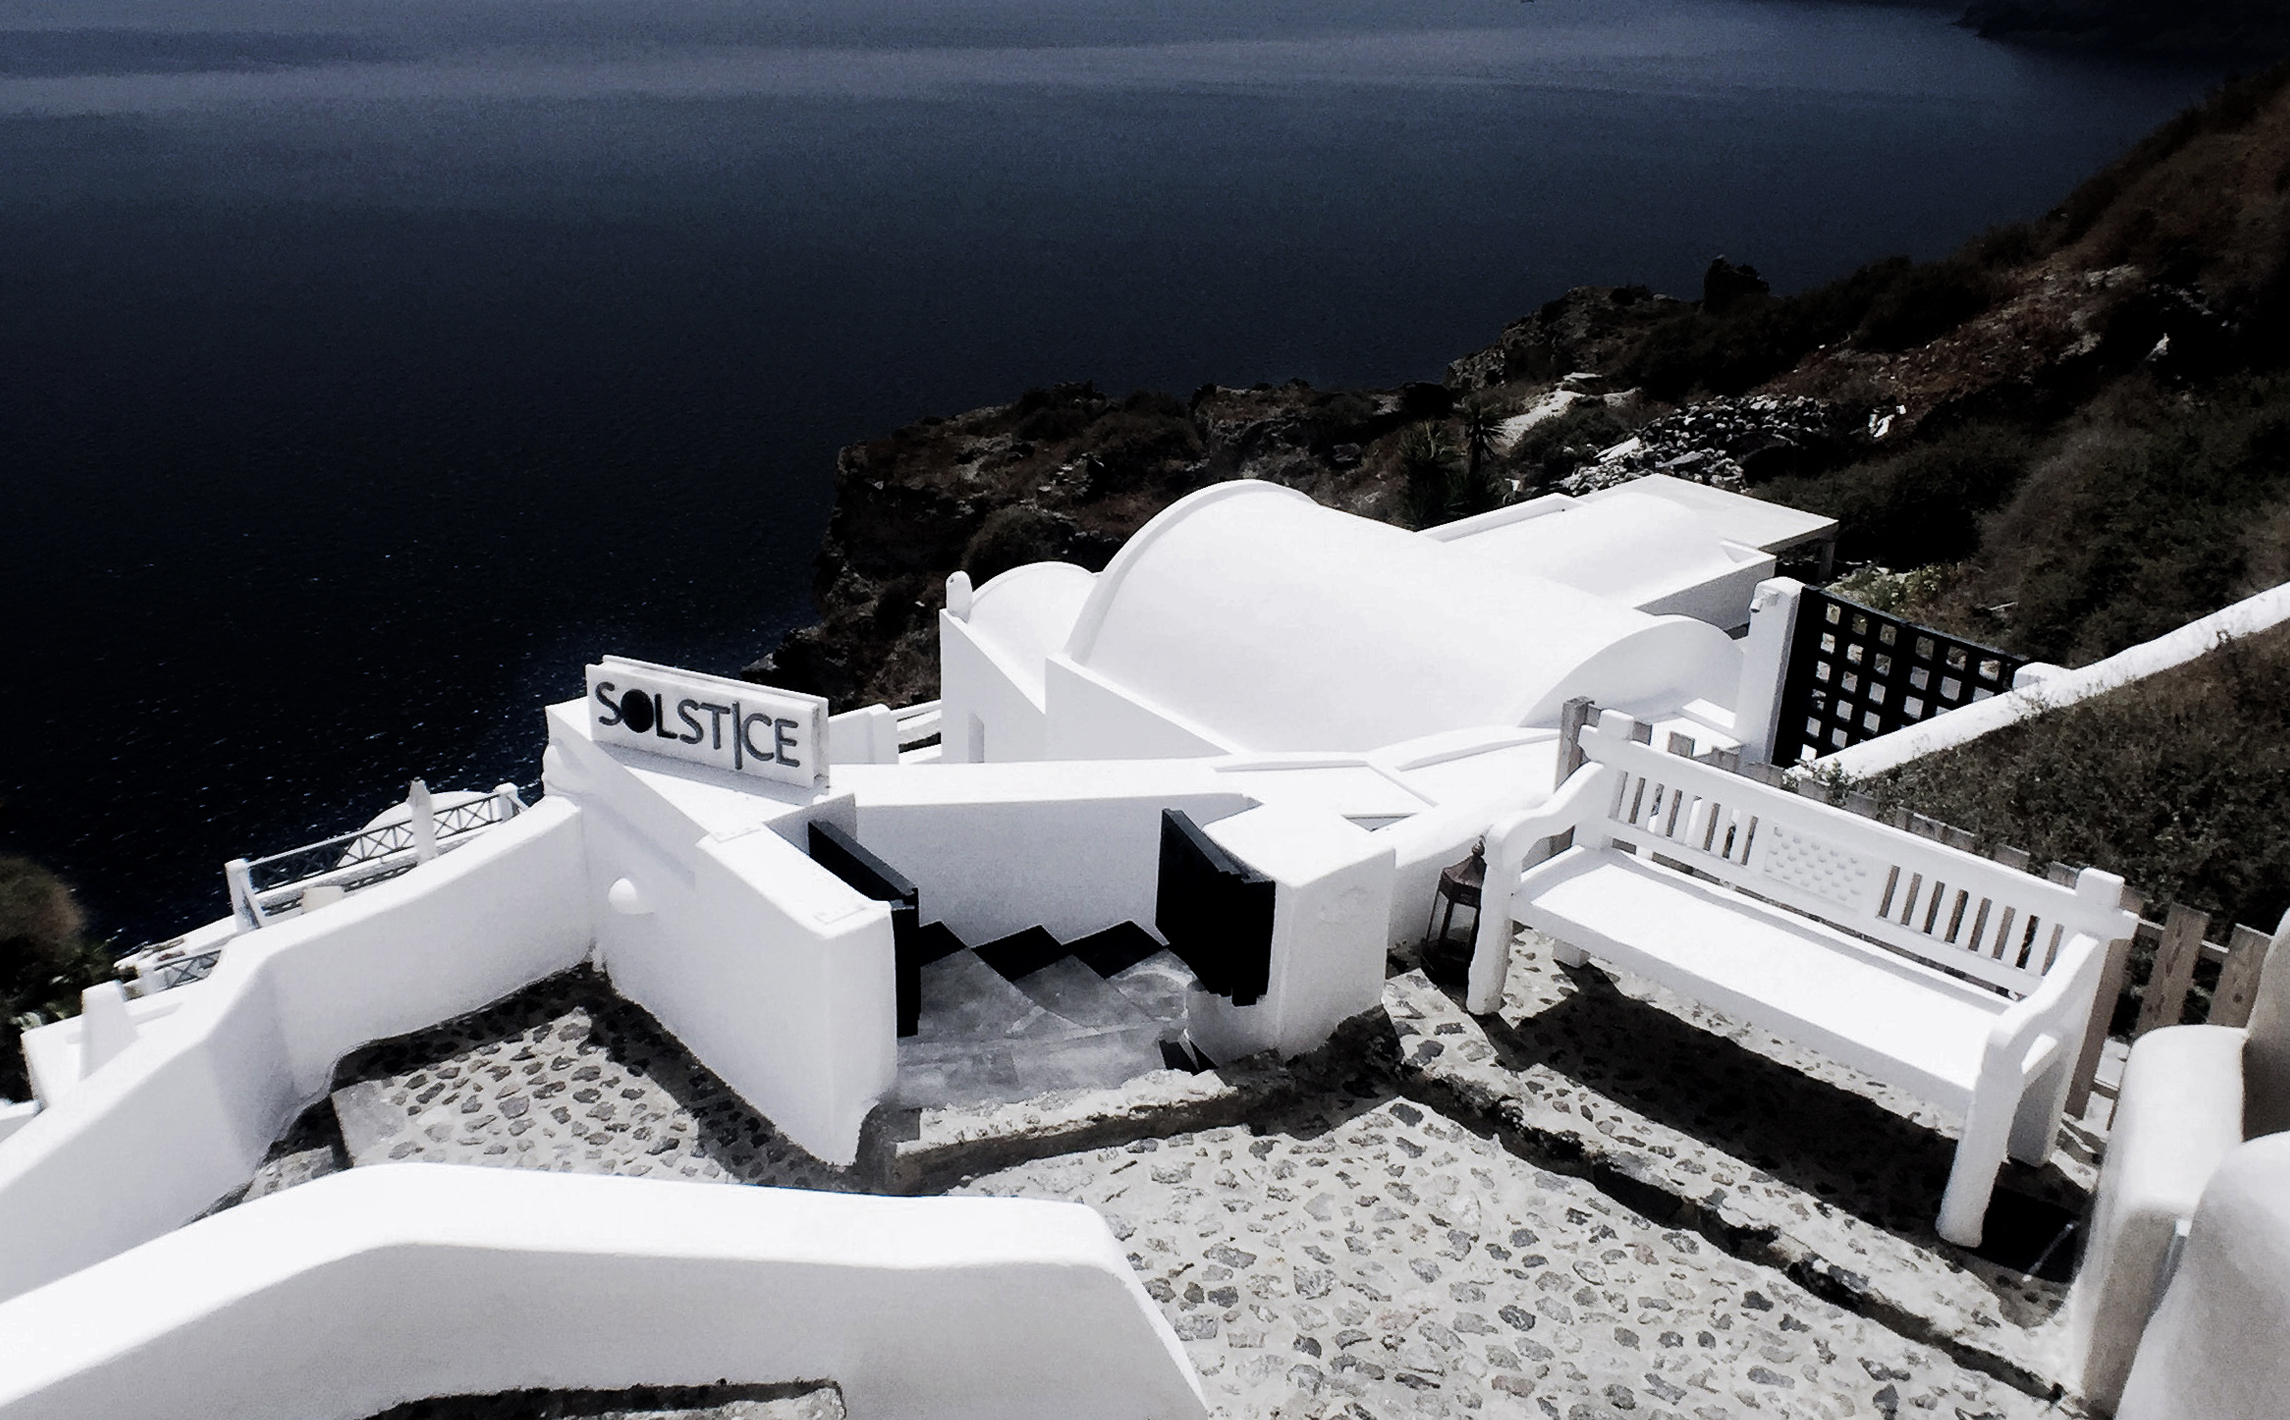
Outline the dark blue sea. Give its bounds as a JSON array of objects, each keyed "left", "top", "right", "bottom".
[{"left": 0, "top": 0, "right": 2234, "bottom": 946}]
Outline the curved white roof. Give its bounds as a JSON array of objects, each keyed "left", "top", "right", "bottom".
[
  {"left": 966, "top": 561, "right": 1096, "bottom": 702},
  {"left": 1061, "top": 482, "right": 1741, "bottom": 752}
]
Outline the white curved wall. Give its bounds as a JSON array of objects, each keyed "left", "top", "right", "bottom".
[
  {"left": 938, "top": 560, "right": 1101, "bottom": 764},
  {"left": 0, "top": 801, "right": 593, "bottom": 1304},
  {"left": 2118, "top": 1134, "right": 2290, "bottom": 1420},
  {"left": 1058, "top": 481, "right": 1740, "bottom": 752},
  {"left": 0, "top": 1164, "right": 1208, "bottom": 1420},
  {"left": 967, "top": 561, "right": 1098, "bottom": 703}
]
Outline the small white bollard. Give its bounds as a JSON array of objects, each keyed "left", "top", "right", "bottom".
[
  {"left": 78, "top": 981, "right": 139, "bottom": 1079},
  {"left": 408, "top": 779, "right": 438, "bottom": 862}
]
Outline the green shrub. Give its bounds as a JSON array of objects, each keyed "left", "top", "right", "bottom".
[
  {"left": 1505, "top": 401, "right": 1636, "bottom": 488},
  {"left": 0, "top": 856, "right": 113, "bottom": 1102},
  {"left": 1975, "top": 374, "right": 2290, "bottom": 662},
  {"left": 1854, "top": 253, "right": 2005, "bottom": 353}
]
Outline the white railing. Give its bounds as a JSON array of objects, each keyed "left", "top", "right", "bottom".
[
  {"left": 225, "top": 781, "right": 524, "bottom": 930},
  {"left": 893, "top": 699, "right": 943, "bottom": 748}
]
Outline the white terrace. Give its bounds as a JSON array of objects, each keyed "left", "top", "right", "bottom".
[{"left": 4, "top": 475, "right": 2289, "bottom": 1420}]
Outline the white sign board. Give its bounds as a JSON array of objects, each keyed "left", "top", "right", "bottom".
[{"left": 585, "top": 656, "right": 829, "bottom": 789}]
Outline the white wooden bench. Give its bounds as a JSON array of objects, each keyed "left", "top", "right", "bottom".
[{"left": 1469, "top": 709, "right": 2136, "bottom": 1247}]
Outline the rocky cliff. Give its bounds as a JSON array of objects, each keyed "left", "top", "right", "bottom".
[{"left": 755, "top": 58, "right": 2290, "bottom": 702}]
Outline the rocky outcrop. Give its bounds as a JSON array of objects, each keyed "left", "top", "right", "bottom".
[
  {"left": 1445, "top": 285, "right": 1691, "bottom": 392},
  {"left": 761, "top": 60, "right": 2290, "bottom": 701},
  {"left": 1553, "top": 395, "right": 1868, "bottom": 494}
]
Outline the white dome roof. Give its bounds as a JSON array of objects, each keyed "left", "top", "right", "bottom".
[
  {"left": 965, "top": 561, "right": 1097, "bottom": 702},
  {"left": 1060, "top": 482, "right": 1741, "bottom": 753}
]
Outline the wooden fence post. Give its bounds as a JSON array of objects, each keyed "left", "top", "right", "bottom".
[
  {"left": 2066, "top": 930, "right": 2138, "bottom": 1120},
  {"left": 2211, "top": 922, "right": 2276, "bottom": 1030},
  {"left": 1555, "top": 698, "right": 1595, "bottom": 791},
  {"left": 2136, "top": 903, "right": 2213, "bottom": 1038}
]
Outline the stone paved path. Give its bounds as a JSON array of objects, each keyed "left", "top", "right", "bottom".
[
  {"left": 263, "top": 959, "right": 2083, "bottom": 1420},
  {"left": 326, "top": 968, "right": 851, "bottom": 1192},
  {"left": 1389, "top": 938, "right": 2089, "bottom": 1386},
  {"left": 960, "top": 1097, "right": 2053, "bottom": 1420}
]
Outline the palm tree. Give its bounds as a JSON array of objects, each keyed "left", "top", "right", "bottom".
[
  {"left": 1397, "top": 422, "right": 1459, "bottom": 528},
  {"left": 1455, "top": 398, "right": 1507, "bottom": 515}
]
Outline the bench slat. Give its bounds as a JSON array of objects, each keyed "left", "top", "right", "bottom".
[{"left": 1581, "top": 725, "right": 2125, "bottom": 1001}]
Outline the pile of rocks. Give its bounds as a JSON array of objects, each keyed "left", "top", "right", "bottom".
[{"left": 1555, "top": 395, "right": 1861, "bottom": 495}]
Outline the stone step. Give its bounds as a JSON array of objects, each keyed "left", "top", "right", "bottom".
[
  {"left": 1071, "top": 921, "right": 1164, "bottom": 978},
  {"left": 909, "top": 949, "right": 1059, "bottom": 1046},
  {"left": 1104, "top": 950, "right": 1196, "bottom": 1027},
  {"left": 895, "top": 1023, "right": 1175, "bottom": 1109},
  {"left": 1009, "top": 956, "right": 1155, "bottom": 1032},
  {"left": 974, "top": 925, "right": 1067, "bottom": 980}
]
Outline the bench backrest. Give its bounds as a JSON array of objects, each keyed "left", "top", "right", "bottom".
[{"left": 1576, "top": 711, "right": 2131, "bottom": 998}]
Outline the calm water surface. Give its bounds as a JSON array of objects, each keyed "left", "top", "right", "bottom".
[{"left": 0, "top": 0, "right": 2231, "bottom": 944}]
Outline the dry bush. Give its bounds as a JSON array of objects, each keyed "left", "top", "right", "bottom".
[
  {"left": 1962, "top": 372, "right": 2290, "bottom": 662},
  {"left": 1872, "top": 623, "right": 2290, "bottom": 935}
]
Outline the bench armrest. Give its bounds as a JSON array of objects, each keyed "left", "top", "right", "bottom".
[
  {"left": 1465, "top": 763, "right": 1615, "bottom": 1014},
  {"left": 1977, "top": 930, "right": 2109, "bottom": 1115}
]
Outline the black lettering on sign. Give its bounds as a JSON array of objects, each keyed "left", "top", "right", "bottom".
[
  {"left": 618, "top": 687, "right": 655, "bottom": 735},
  {"left": 774, "top": 717, "right": 801, "bottom": 768},
  {"left": 652, "top": 693, "right": 676, "bottom": 739},
  {"left": 730, "top": 701, "right": 744, "bottom": 771},
  {"left": 742, "top": 712, "right": 777, "bottom": 763},
  {"left": 676, "top": 698, "right": 704, "bottom": 744},
  {"left": 594, "top": 681, "right": 623, "bottom": 727},
  {"left": 698, "top": 702, "right": 731, "bottom": 750}
]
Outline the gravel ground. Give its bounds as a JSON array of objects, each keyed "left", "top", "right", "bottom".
[
  {"left": 323, "top": 967, "right": 853, "bottom": 1193},
  {"left": 959, "top": 1097, "right": 2055, "bottom": 1420}
]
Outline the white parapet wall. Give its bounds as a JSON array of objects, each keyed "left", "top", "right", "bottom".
[
  {"left": 0, "top": 1164, "right": 1209, "bottom": 1420},
  {"left": 0, "top": 799, "right": 592, "bottom": 1305},
  {"left": 544, "top": 701, "right": 898, "bottom": 1166}
]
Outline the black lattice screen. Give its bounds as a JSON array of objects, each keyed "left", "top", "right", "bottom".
[{"left": 1772, "top": 589, "right": 2024, "bottom": 764}]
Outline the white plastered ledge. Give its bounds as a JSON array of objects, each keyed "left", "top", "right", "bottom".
[{"left": 0, "top": 1164, "right": 1207, "bottom": 1420}]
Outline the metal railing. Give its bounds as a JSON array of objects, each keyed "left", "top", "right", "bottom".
[
  {"left": 224, "top": 780, "right": 525, "bottom": 931},
  {"left": 1772, "top": 588, "right": 2024, "bottom": 764}
]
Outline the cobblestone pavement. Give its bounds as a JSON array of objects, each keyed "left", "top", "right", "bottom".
[
  {"left": 960, "top": 1096, "right": 2054, "bottom": 1420},
  {"left": 1390, "top": 938, "right": 2088, "bottom": 1385},
  {"left": 325, "top": 968, "right": 852, "bottom": 1192},
  {"left": 266, "top": 957, "right": 2081, "bottom": 1419}
]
